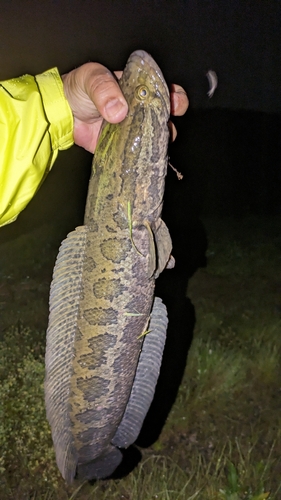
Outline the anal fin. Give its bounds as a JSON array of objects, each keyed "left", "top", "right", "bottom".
[{"left": 111, "top": 297, "right": 168, "bottom": 448}]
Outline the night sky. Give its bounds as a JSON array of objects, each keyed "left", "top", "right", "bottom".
[{"left": 0, "top": 0, "right": 280, "bottom": 227}]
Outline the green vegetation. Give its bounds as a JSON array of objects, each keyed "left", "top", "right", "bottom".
[{"left": 0, "top": 216, "right": 280, "bottom": 499}]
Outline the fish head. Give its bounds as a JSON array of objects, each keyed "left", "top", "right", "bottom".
[
  {"left": 115, "top": 50, "right": 171, "bottom": 215},
  {"left": 90, "top": 50, "right": 171, "bottom": 224},
  {"left": 120, "top": 50, "right": 170, "bottom": 123}
]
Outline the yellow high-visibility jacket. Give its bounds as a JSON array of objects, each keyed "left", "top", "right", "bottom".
[{"left": 0, "top": 68, "right": 74, "bottom": 227}]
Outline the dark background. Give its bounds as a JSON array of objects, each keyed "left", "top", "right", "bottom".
[
  {"left": 1, "top": 0, "right": 280, "bottom": 231},
  {"left": 1, "top": 0, "right": 280, "bottom": 113}
]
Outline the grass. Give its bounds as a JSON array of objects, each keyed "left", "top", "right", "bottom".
[{"left": 0, "top": 216, "right": 280, "bottom": 499}]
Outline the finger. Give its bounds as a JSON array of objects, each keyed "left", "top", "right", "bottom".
[
  {"left": 84, "top": 63, "right": 128, "bottom": 123},
  {"left": 170, "top": 84, "right": 189, "bottom": 116},
  {"left": 114, "top": 70, "right": 123, "bottom": 80},
  {"left": 168, "top": 120, "right": 177, "bottom": 142}
]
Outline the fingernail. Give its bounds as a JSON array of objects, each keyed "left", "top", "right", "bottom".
[{"left": 105, "top": 98, "right": 127, "bottom": 121}]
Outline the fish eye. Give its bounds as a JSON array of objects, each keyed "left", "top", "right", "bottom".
[{"left": 135, "top": 85, "right": 149, "bottom": 100}]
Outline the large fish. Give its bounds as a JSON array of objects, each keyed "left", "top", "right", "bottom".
[{"left": 45, "top": 50, "right": 173, "bottom": 483}]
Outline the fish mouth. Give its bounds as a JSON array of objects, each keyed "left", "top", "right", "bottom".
[{"left": 126, "top": 50, "right": 170, "bottom": 116}]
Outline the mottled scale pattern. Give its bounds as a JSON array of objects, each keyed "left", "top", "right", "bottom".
[{"left": 45, "top": 50, "right": 171, "bottom": 483}]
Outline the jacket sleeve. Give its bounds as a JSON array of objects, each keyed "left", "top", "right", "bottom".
[{"left": 0, "top": 67, "right": 74, "bottom": 227}]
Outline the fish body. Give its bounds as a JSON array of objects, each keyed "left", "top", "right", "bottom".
[{"left": 45, "top": 50, "right": 172, "bottom": 483}]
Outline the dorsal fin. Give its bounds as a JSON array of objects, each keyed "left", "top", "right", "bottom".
[{"left": 45, "top": 225, "right": 88, "bottom": 483}]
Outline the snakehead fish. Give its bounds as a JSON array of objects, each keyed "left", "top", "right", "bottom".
[{"left": 45, "top": 50, "right": 173, "bottom": 483}]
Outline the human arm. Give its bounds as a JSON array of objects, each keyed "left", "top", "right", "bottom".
[{"left": 0, "top": 68, "right": 73, "bottom": 227}]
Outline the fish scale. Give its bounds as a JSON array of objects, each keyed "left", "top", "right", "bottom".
[{"left": 45, "top": 50, "right": 172, "bottom": 483}]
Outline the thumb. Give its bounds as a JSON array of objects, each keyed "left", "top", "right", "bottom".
[{"left": 83, "top": 64, "right": 128, "bottom": 123}]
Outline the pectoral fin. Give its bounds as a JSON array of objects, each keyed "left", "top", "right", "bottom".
[
  {"left": 143, "top": 220, "right": 157, "bottom": 279},
  {"left": 136, "top": 219, "right": 174, "bottom": 280},
  {"left": 154, "top": 218, "right": 174, "bottom": 278}
]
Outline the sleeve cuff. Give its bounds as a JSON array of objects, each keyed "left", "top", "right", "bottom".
[{"left": 35, "top": 68, "right": 74, "bottom": 151}]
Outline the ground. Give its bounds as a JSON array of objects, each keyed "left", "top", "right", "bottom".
[{"left": 0, "top": 215, "right": 280, "bottom": 499}]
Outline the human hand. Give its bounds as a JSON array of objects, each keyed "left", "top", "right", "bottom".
[
  {"left": 169, "top": 83, "right": 189, "bottom": 142},
  {"left": 62, "top": 63, "right": 188, "bottom": 153}
]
